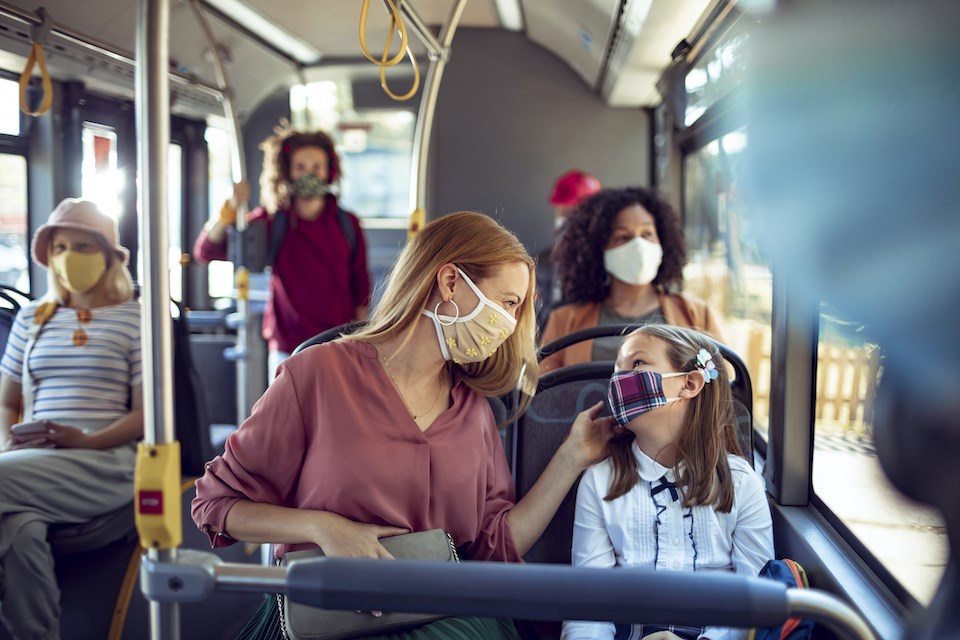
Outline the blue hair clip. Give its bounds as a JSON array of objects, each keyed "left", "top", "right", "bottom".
[{"left": 696, "top": 348, "right": 719, "bottom": 383}]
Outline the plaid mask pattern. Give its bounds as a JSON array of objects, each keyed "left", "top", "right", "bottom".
[{"left": 607, "top": 369, "right": 684, "bottom": 427}]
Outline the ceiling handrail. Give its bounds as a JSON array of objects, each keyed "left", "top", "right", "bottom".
[{"left": 18, "top": 6, "right": 53, "bottom": 116}]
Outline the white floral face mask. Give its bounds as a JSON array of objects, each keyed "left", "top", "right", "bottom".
[{"left": 423, "top": 267, "right": 517, "bottom": 364}]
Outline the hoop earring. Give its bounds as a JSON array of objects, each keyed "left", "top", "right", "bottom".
[{"left": 434, "top": 299, "right": 460, "bottom": 326}]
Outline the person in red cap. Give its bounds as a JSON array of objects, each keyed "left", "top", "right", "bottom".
[
  {"left": 536, "top": 170, "right": 602, "bottom": 330},
  {"left": 0, "top": 198, "right": 143, "bottom": 639}
]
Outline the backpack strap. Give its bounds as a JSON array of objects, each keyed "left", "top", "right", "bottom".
[
  {"left": 266, "top": 204, "right": 357, "bottom": 268},
  {"left": 336, "top": 205, "right": 357, "bottom": 265},
  {"left": 266, "top": 210, "right": 290, "bottom": 269}
]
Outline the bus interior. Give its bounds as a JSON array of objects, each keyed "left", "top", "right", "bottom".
[{"left": 0, "top": 0, "right": 956, "bottom": 638}]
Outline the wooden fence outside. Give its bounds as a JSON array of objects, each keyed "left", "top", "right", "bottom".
[{"left": 740, "top": 324, "right": 881, "bottom": 434}]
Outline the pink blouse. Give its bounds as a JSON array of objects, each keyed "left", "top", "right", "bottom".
[{"left": 191, "top": 340, "right": 521, "bottom": 562}]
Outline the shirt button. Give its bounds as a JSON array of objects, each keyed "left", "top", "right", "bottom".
[
  {"left": 672, "top": 538, "right": 680, "bottom": 545},
  {"left": 671, "top": 562, "right": 681, "bottom": 570}
]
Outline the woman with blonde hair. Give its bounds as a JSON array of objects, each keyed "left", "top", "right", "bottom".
[
  {"left": 0, "top": 199, "right": 142, "bottom": 639},
  {"left": 193, "top": 211, "right": 616, "bottom": 639}
]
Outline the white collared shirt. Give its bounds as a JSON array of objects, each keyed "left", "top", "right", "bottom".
[{"left": 562, "top": 442, "right": 774, "bottom": 640}]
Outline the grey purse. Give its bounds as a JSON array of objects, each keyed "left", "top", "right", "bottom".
[{"left": 279, "top": 529, "right": 460, "bottom": 640}]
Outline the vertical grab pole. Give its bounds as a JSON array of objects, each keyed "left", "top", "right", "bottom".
[
  {"left": 136, "top": 0, "right": 179, "bottom": 638},
  {"left": 407, "top": 0, "right": 467, "bottom": 228},
  {"left": 187, "top": 0, "right": 252, "bottom": 422}
]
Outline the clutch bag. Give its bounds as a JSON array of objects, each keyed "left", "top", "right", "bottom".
[{"left": 280, "top": 528, "right": 459, "bottom": 640}]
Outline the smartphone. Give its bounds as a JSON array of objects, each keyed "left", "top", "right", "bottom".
[{"left": 10, "top": 421, "right": 49, "bottom": 436}]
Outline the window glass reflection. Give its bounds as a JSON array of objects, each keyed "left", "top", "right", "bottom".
[
  {"left": 813, "top": 308, "right": 947, "bottom": 605},
  {"left": 683, "top": 128, "right": 772, "bottom": 437}
]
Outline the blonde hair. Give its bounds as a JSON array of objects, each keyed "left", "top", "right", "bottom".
[
  {"left": 347, "top": 211, "right": 537, "bottom": 403},
  {"left": 45, "top": 239, "right": 134, "bottom": 306},
  {"left": 605, "top": 324, "right": 742, "bottom": 511}
]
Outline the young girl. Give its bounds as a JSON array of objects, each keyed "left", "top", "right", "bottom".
[{"left": 562, "top": 324, "right": 774, "bottom": 640}]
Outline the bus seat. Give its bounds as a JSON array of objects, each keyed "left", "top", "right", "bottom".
[
  {"left": 292, "top": 320, "right": 368, "bottom": 355},
  {"left": 172, "top": 301, "right": 214, "bottom": 475},
  {"left": 0, "top": 284, "right": 31, "bottom": 357},
  {"left": 514, "top": 362, "right": 612, "bottom": 566}
]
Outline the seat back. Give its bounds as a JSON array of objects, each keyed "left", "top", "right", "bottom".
[
  {"left": 172, "top": 301, "right": 214, "bottom": 476},
  {"left": 513, "top": 362, "right": 613, "bottom": 565},
  {"left": 0, "top": 284, "right": 30, "bottom": 357}
]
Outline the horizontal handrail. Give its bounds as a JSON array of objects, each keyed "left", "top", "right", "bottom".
[{"left": 141, "top": 552, "right": 876, "bottom": 640}]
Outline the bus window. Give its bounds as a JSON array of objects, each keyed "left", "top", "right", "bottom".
[
  {"left": 0, "top": 153, "right": 28, "bottom": 291},
  {"left": 812, "top": 306, "right": 948, "bottom": 605},
  {"left": 684, "top": 16, "right": 750, "bottom": 127},
  {"left": 0, "top": 77, "right": 19, "bottom": 135},
  {"left": 81, "top": 125, "right": 123, "bottom": 221},
  {"left": 291, "top": 82, "right": 415, "bottom": 220},
  {"left": 205, "top": 125, "right": 235, "bottom": 301},
  {"left": 683, "top": 127, "right": 773, "bottom": 438}
]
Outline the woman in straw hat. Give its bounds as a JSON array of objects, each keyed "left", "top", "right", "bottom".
[{"left": 0, "top": 198, "right": 142, "bottom": 639}]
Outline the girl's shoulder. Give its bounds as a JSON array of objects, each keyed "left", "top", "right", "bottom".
[
  {"left": 582, "top": 456, "right": 616, "bottom": 487},
  {"left": 726, "top": 453, "right": 767, "bottom": 496}
]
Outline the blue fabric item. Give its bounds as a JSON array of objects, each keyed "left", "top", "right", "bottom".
[{"left": 752, "top": 559, "right": 821, "bottom": 640}]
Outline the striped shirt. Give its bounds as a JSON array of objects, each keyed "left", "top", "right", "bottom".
[{"left": 0, "top": 299, "right": 142, "bottom": 423}]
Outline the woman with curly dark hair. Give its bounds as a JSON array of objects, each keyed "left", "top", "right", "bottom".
[
  {"left": 540, "top": 187, "right": 721, "bottom": 372},
  {"left": 194, "top": 126, "right": 371, "bottom": 379}
]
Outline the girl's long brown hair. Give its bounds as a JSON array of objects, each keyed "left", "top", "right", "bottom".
[{"left": 605, "top": 324, "right": 742, "bottom": 512}]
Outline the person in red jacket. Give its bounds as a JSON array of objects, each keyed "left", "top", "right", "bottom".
[{"left": 194, "top": 128, "right": 371, "bottom": 380}]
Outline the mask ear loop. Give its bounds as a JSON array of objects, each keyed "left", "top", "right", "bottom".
[{"left": 434, "top": 299, "right": 460, "bottom": 326}]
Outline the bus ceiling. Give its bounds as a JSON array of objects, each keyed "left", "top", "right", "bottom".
[{"left": 0, "top": 0, "right": 715, "bottom": 122}]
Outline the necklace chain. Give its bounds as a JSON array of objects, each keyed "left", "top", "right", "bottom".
[{"left": 378, "top": 346, "right": 444, "bottom": 420}]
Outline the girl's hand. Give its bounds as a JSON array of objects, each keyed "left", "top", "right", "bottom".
[
  {"left": 313, "top": 512, "right": 409, "bottom": 559},
  {"left": 38, "top": 422, "right": 93, "bottom": 449},
  {"left": 562, "top": 400, "right": 620, "bottom": 470}
]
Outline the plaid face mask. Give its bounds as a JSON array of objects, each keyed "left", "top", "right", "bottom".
[{"left": 607, "top": 369, "right": 686, "bottom": 427}]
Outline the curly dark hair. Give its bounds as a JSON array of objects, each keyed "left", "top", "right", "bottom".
[
  {"left": 553, "top": 187, "right": 686, "bottom": 303},
  {"left": 258, "top": 129, "right": 340, "bottom": 213}
]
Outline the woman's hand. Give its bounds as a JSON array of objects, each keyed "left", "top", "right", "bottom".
[
  {"left": 8, "top": 435, "right": 55, "bottom": 450},
  {"left": 37, "top": 422, "right": 93, "bottom": 449},
  {"left": 313, "top": 512, "right": 409, "bottom": 559},
  {"left": 561, "top": 401, "right": 620, "bottom": 470}
]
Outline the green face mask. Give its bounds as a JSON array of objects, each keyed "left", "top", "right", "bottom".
[{"left": 290, "top": 174, "right": 327, "bottom": 199}]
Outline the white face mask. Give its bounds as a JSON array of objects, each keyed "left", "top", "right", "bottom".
[
  {"left": 604, "top": 237, "right": 663, "bottom": 286},
  {"left": 423, "top": 267, "right": 518, "bottom": 364}
]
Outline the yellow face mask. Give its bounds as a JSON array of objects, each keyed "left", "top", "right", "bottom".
[{"left": 50, "top": 250, "right": 107, "bottom": 294}]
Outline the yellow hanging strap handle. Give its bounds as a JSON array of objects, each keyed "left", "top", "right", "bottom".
[
  {"left": 359, "top": 0, "right": 407, "bottom": 67},
  {"left": 379, "top": 12, "right": 420, "bottom": 102},
  {"left": 19, "top": 7, "right": 54, "bottom": 117}
]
